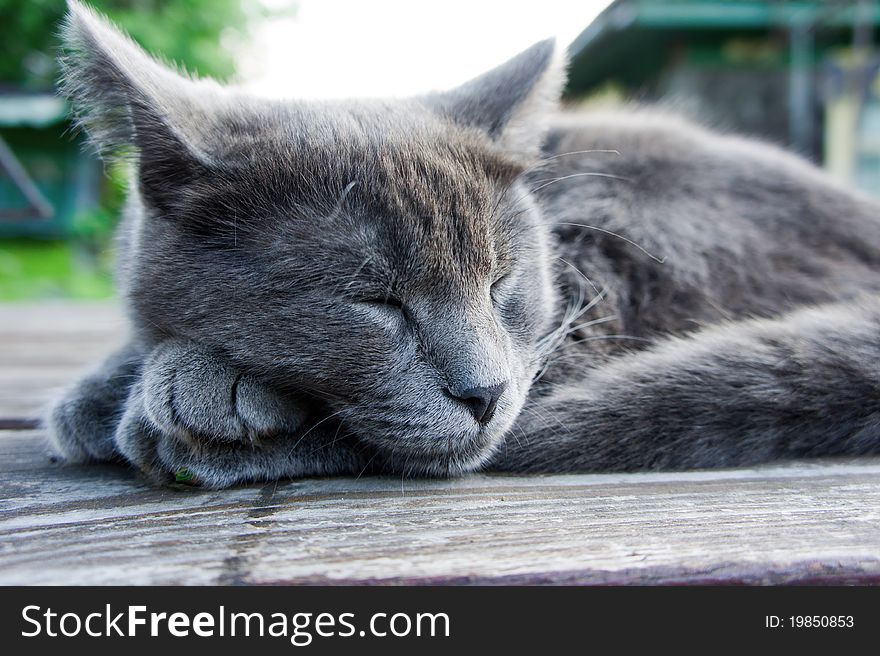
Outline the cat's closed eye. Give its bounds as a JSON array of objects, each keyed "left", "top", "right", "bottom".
[
  {"left": 359, "top": 296, "right": 408, "bottom": 321},
  {"left": 362, "top": 296, "right": 404, "bottom": 309},
  {"left": 490, "top": 273, "right": 512, "bottom": 302}
]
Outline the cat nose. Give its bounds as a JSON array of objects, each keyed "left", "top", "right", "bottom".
[{"left": 447, "top": 382, "right": 508, "bottom": 425}]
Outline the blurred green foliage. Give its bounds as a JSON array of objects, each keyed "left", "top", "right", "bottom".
[
  {"left": 0, "top": 0, "right": 292, "bottom": 300},
  {"left": 0, "top": 0, "right": 263, "bottom": 88},
  {"left": 0, "top": 238, "right": 115, "bottom": 299}
]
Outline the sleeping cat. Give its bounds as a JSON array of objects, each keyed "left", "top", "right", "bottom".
[{"left": 50, "top": 1, "right": 880, "bottom": 488}]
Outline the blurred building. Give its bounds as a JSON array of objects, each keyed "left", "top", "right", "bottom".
[
  {"left": 0, "top": 91, "right": 100, "bottom": 238},
  {"left": 566, "top": 0, "right": 880, "bottom": 194}
]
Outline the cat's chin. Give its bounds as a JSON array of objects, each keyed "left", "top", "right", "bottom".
[
  {"left": 345, "top": 379, "right": 528, "bottom": 477},
  {"left": 361, "top": 415, "right": 515, "bottom": 478},
  {"left": 378, "top": 437, "right": 501, "bottom": 478}
]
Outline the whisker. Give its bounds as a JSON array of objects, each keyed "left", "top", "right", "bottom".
[
  {"left": 539, "top": 148, "right": 621, "bottom": 164},
  {"left": 529, "top": 171, "right": 631, "bottom": 195},
  {"left": 557, "top": 256, "right": 601, "bottom": 296},
  {"left": 505, "top": 171, "right": 631, "bottom": 211},
  {"left": 554, "top": 222, "right": 667, "bottom": 264},
  {"left": 288, "top": 408, "right": 348, "bottom": 451},
  {"left": 532, "top": 285, "right": 607, "bottom": 382},
  {"left": 571, "top": 287, "right": 608, "bottom": 321},
  {"left": 547, "top": 333, "right": 651, "bottom": 358},
  {"left": 521, "top": 149, "right": 621, "bottom": 177},
  {"left": 523, "top": 404, "right": 571, "bottom": 436},
  {"left": 534, "top": 333, "right": 651, "bottom": 382},
  {"left": 306, "top": 420, "right": 348, "bottom": 456},
  {"left": 504, "top": 215, "right": 667, "bottom": 270},
  {"left": 355, "top": 450, "right": 380, "bottom": 481},
  {"left": 564, "top": 314, "right": 619, "bottom": 336}
]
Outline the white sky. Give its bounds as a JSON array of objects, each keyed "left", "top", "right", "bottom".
[{"left": 240, "top": 0, "right": 613, "bottom": 99}]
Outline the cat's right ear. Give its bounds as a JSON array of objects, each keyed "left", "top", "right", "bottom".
[
  {"left": 59, "top": 1, "right": 216, "bottom": 202},
  {"left": 425, "top": 39, "right": 567, "bottom": 160}
]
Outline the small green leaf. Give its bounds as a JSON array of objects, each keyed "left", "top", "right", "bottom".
[{"left": 175, "top": 468, "right": 195, "bottom": 484}]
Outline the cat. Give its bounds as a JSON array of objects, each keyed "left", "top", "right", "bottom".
[{"left": 49, "top": 0, "right": 880, "bottom": 488}]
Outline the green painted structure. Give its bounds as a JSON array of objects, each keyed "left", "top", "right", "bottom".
[
  {"left": 566, "top": 0, "right": 880, "bottom": 192},
  {"left": 568, "top": 1, "right": 879, "bottom": 93},
  {"left": 0, "top": 91, "right": 101, "bottom": 238}
]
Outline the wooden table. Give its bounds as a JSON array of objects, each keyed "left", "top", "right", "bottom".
[{"left": 2, "top": 303, "right": 879, "bottom": 585}]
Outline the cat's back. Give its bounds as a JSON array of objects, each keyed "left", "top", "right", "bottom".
[
  {"left": 540, "top": 107, "right": 880, "bottom": 244},
  {"left": 538, "top": 108, "right": 880, "bottom": 322}
]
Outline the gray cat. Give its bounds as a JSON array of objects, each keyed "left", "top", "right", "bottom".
[{"left": 49, "top": 1, "right": 880, "bottom": 488}]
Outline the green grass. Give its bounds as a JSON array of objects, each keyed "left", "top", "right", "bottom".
[{"left": 0, "top": 239, "right": 115, "bottom": 300}]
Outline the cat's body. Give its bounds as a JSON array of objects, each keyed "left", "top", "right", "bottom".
[
  {"left": 50, "top": 2, "right": 880, "bottom": 487},
  {"left": 498, "top": 112, "right": 880, "bottom": 472}
]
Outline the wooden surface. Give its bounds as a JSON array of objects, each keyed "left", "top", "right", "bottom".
[
  {"left": 1, "top": 302, "right": 879, "bottom": 585},
  {"left": 0, "top": 302, "right": 127, "bottom": 423}
]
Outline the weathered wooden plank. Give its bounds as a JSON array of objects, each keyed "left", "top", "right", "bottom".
[
  {"left": 0, "top": 341, "right": 124, "bottom": 367},
  {"left": 0, "top": 302, "right": 126, "bottom": 335},
  {"left": 0, "top": 430, "right": 54, "bottom": 471},
  {"left": 0, "top": 377, "right": 74, "bottom": 420},
  {"left": 2, "top": 429, "right": 880, "bottom": 585},
  {"left": 0, "top": 303, "right": 125, "bottom": 418},
  {"left": 3, "top": 303, "right": 880, "bottom": 586}
]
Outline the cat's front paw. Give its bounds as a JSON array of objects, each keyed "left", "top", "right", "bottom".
[
  {"left": 141, "top": 340, "right": 306, "bottom": 445},
  {"left": 47, "top": 346, "right": 143, "bottom": 463},
  {"left": 112, "top": 340, "right": 316, "bottom": 485},
  {"left": 113, "top": 377, "right": 356, "bottom": 489}
]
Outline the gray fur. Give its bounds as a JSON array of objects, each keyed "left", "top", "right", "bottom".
[{"left": 48, "top": 1, "right": 880, "bottom": 488}]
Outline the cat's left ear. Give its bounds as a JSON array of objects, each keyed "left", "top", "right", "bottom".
[
  {"left": 58, "top": 0, "right": 221, "bottom": 215},
  {"left": 425, "top": 39, "right": 566, "bottom": 159}
]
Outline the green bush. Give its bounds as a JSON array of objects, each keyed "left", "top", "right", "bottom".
[{"left": 0, "top": 0, "right": 264, "bottom": 88}]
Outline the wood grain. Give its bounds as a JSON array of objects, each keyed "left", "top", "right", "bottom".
[
  {"left": 0, "top": 302, "right": 127, "bottom": 419},
  {"left": 1, "top": 303, "right": 879, "bottom": 585}
]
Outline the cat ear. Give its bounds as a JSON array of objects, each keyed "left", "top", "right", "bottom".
[
  {"left": 427, "top": 39, "right": 567, "bottom": 159},
  {"left": 58, "top": 1, "right": 217, "bottom": 204}
]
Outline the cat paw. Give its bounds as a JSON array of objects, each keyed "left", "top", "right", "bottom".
[
  {"left": 113, "top": 377, "right": 357, "bottom": 488},
  {"left": 47, "top": 346, "right": 142, "bottom": 462},
  {"left": 140, "top": 340, "right": 307, "bottom": 446}
]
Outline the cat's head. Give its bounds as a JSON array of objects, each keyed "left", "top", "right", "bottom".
[{"left": 60, "top": 1, "right": 565, "bottom": 474}]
